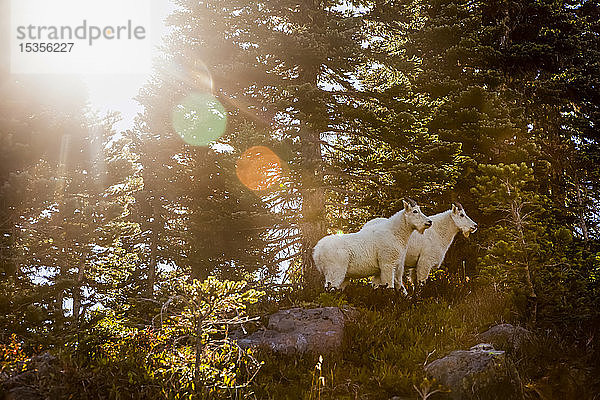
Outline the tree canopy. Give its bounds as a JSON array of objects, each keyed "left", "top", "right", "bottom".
[{"left": 1, "top": 0, "right": 600, "bottom": 397}]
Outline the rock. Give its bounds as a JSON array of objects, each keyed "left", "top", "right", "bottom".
[
  {"left": 5, "top": 386, "right": 44, "bottom": 400},
  {"left": 235, "top": 307, "right": 356, "bottom": 355},
  {"left": 1, "top": 352, "right": 57, "bottom": 400},
  {"left": 478, "top": 324, "right": 531, "bottom": 353},
  {"left": 425, "top": 343, "right": 523, "bottom": 400}
]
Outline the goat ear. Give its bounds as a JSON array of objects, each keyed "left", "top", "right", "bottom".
[
  {"left": 452, "top": 204, "right": 458, "bottom": 213},
  {"left": 403, "top": 199, "right": 410, "bottom": 210}
]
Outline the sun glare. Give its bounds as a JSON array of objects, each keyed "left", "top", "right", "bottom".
[
  {"left": 11, "top": 0, "right": 177, "bottom": 130},
  {"left": 11, "top": 0, "right": 153, "bottom": 74}
]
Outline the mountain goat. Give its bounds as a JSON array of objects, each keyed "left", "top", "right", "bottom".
[
  {"left": 312, "top": 199, "right": 432, "bottom": 293},
  {"left": 363, "top": 203, "right": 477, "bottom": 286}
]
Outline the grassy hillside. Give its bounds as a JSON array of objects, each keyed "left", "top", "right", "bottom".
[
  {"left": 251, "top": 279, "right": 597, "bottom": 399},
  {"left": 1, "top": 276, "right": 598, "bottom": 399}
]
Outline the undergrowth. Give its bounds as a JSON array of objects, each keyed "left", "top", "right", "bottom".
[
  {"left": 2, "top": 275, "right": 598, "bottom": 399},
  {"left": 252, "top": 282, "right": 514, "bottom": 400}
]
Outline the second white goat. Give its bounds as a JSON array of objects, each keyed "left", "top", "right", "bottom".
[{"left": 363, "top": 203, "right": 477, "bottom": 286}]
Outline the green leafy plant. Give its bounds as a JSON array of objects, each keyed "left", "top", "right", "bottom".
[{"left": 158, "top": 276, "right": 265, "bottom": 398}]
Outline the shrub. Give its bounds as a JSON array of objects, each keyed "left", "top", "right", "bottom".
[{"left": 0, "top": 277, "right": 265, "bottom": 400}]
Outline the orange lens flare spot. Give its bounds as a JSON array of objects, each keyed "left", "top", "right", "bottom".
[{"left": 236, "top": 146, "right": 283, "bottom": 191}]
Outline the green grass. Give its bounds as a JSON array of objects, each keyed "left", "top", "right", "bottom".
[{"left": 252, "top": 283, "right": 515, "bottom": 399}]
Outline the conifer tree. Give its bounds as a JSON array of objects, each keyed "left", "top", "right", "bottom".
[
  {"left": 137, "top": 0, "right": 376, "bottom": 289},
  {"left": 386, "top": 0, "right": 600, "bottom": 323},
  {"left": 0, "top": 75, "right": 137, "bottom": 337},
  {"left": 133, "top": 71, "right": 280, "bottom": 293}
]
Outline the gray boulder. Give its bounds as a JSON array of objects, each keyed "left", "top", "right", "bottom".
[
  {"left": 425, "top": 344, "right": 523, "bottom": 400},
  {"left": 1, "top": 352, "right": 56, "bottom": 400},
  {"left": 478, "top": 323, "right": 531, "bottom": 353},
  {"left": 236, "top": 307, "right": 355, "bottom": 355}
]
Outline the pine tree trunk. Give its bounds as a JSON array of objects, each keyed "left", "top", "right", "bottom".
[
  {"left": 147, "top": 195, "right": 161, "bottom": 297},
  {"left": 299, "top": 127, "right": 326, "bottom": 290},
  {"left": 72, "top": 265, "right": 84, "bottom": 325},
  {"left": 524, "top": 265, "right": 537, "bottom": 325},
  {"left": 55, "top": 283, "right": 65, "bottom": 331},
  {"left": 299, "top": 170, "right": 326, "bottom": 291},
  {"left": 297, "top": 55, "right": 327, "bottom": 291},
  {"left": 147, "top": 231, "right": 158, "bottom": 297}
]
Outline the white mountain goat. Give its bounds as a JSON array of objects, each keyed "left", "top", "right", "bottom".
[
  {"left": 362, "top": 203, "right": 477, "bottom": 286},
  {"left": 312, "top": 199, "right": 432, "bottom": 293}
]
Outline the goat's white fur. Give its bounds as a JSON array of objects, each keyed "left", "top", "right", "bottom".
[
  {"left": 363, "top": 204, "right": 477, "bottom": 285},
  {"left": 313, "top": 201, "right": 431, "bottom": 293}
]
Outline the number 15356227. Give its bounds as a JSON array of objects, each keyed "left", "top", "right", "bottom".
[{"left": 19, "top": 43, "right": 74, "bottom": 52}]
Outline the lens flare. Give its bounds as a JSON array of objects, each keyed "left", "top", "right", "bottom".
[
  {"left": 190, "top": 60, "right": 213, "bottom": 92},
  {"left": 172, "top": 92, "right": 227, "bottom": 146},
  {"left": 236, "top": 146, "right": 283, "bottom": 191}
]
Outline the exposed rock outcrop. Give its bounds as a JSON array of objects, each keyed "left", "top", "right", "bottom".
[
  {"left": 478, "top": 323, "right": 531, "bottom": 353},
  {"left": 235, "top": 307, "right": 356, "bottom": 355},
  {"left": 425, "top": 343, "right": 523, "bottom": 400}
]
